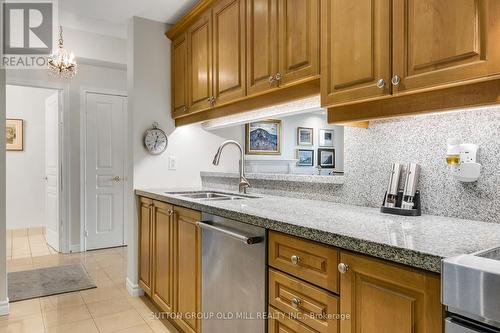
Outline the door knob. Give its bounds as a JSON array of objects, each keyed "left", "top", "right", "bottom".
[
  {"left": 111, "top": 176, "right": 121, "bottom": 182},
  {"left": 291, "top": 297, "right": 302, "bottom": 308},
  {"left": 290, "top": 255, "right": 301, "bottom": 265},
  {"left": 391, "top": 75, "right": 401, "bottom": 86},
  {"left": 376, "top": 78, "right": 386, "bottom": 89},
  {"left": 338, "top": 262, "right": 349, "bottom": 274}
]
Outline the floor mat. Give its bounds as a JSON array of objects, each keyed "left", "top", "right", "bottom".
[{"left": 8, "top": 264, "right": 96, "bottom": 302}]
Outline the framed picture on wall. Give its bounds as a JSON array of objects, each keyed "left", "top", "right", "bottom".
[
  {"left": 6, "top": 119, "right": 24, "bottom": 151},
  {"left": 319, "top": 129, "right": 334, "bottom": 147},
  {"left": 297, "top": 149, "right": 314, "bottom": 167},
  {"left": 318, "top": 148, "right": 335, "bottom": 168},
  {"left": 245, "top": 119, "right": 281, "bottom": 155},
  {"left": 297, "top": 127, "right": 313, "bottom": 146}
]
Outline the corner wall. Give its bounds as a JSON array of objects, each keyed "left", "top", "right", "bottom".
[{"left": 6, "top": 86, "right": 57, "bottom": 230}]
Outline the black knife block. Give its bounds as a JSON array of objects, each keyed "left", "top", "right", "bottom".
[{"left": 380, "top": 190, "right": 421, "bottom": 216}]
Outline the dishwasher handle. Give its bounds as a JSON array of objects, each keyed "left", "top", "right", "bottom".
[{"left": 197, "top": 221, "right": 263, "bottom": 245}]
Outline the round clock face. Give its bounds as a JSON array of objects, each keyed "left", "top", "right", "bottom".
[{"left": 144, "top": 128, "right": 168, "bottom": 155}]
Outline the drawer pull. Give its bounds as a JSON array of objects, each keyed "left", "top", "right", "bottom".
[
  {"left": 291, "top": 297, "right": 302, "bottom": 308},
  {"left": 338, "top": 262, "right": 349, "bottom": 274},
  {"left": 290, "top": 255, "right": 301, "bottom": 265}
]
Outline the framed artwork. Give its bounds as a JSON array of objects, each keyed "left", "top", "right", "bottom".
[
  {"left": 297, "top": 149, "right": 314, "bottom": 167},
  {"left": 245, "top": 119, "right": 281, "bottom": 155},
  {"left": 297, "top": 127, "right": 313, "bottom": 146},
  {"left": 318, "top": 148, "right": 335, "bottom": 168},
  {"left": 319, "top": 129, "right": 334, "bottom": 147},
  {"left": 6, "top": 119, "right": 24, "bottom": 151}
]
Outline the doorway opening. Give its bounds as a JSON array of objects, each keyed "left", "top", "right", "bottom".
[{"left": 6, "top": 85, "right": 62, "bottom": 259}]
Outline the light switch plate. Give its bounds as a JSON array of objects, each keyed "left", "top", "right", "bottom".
[{"left": 168, "top": 156, "right": 177, "bottom": 170}]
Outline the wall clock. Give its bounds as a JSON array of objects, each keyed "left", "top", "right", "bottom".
[{"left": 144, "top": 122, "right": 168, "bottom": 155}]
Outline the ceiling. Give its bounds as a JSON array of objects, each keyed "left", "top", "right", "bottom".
[{"left": 60, "top": 0, "right": 198, "bottom": 38}]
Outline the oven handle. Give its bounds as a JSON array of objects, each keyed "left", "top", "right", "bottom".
[{"left": 196, "top": 221, "right": 263, "bottom": 245}]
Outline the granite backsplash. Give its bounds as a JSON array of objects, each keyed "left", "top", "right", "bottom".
[{"left": 202, "top": 106, "right": 500, "bottom": 224}]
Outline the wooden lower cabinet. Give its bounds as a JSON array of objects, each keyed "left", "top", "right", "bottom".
[
  {"left": 174, "top": 206, "right": 202, "bottom": 333},
  {"left": 339, "top": 252, "right": 443, "bottom": 333},
  {"left": 138, "top": 197, "right": 201, "bottom": 333},
  {"left": 152, "top": 200, "right": 175, "bottom": 312},
  {"left": 138, "top": 197, "right": 153, "bottom": 296},
  {"left": 269, "top": 269, "right": 339, "bottom": 333},
  {"left": 269, "top": 306, "right": 319, "bottom": 333}
]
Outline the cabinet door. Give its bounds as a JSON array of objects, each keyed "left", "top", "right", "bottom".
[
  {"left": 212, "top": 0, "right": 246, "bottom": 105},
  {"left": 339, "top": 252, "right": 443, "bottom": 333},
  {"left": 246, "top": 0, "right": 279, "bottom": 96},
  {"left": 172, "top": 33, "right": 188, "bottom": 118},
  {"left": 321, "top": 0, "right": 391, "bottom": 106},
  {"left": 392, "top": 0, "right": 500, "bottom": 94},
  {"left": 174, "top": 207, "right": 202, "bottom": 333},
  {"left": 152, "top": 201, "right": 174, "bottom": 313},
  {"left": 277, "top": 0, "right": 320, "bottom": 87},
  {"left": 188, "top": 11, "right": 213, "bottom": 113},
  {"left": 138, "top": 197, "right": 153, "bottom": 296}
]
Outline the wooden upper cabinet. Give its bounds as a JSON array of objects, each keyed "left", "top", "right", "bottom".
[
  {"left": 174, "top": 207, "right": 202, "bottom": 333},
  {"left": 152, "top": 201, "right": 174, "bottom": 313},
  {"left": 246, "top": 0, "right": 279, "bottom": 96},
  {"left": 339, "top": 251, "right": 443, "bottom": 333},
  {"left": 212, "top": 0, "right": 246, "bottom": 105},
  {"left": 321, "top": 0, "right": 391, "bottom": 107},
  {"left": 277, "top": 0, "right": 320, "bottom": 87},
  {"left": 392, "top": 0, "right": 500, "bottom": 94},
  {"left": 187, "top": 11, "right": 213, "bottom": 113},
  {"left": 172, "top": 33, "right": 188, "bottom": 118},
  {"left": 138, "top": 197, "right": 153, "bottom": 296}
]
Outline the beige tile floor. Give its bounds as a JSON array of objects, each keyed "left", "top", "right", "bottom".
[{"left": 4, "top": 233, "right": 179, "bottom": 333}]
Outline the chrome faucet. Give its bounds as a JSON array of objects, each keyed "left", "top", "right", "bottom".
[{"left": 212, "top": 140, "right": 250, "bottom": 194}]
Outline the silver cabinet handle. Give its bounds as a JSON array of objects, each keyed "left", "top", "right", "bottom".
[
  {"left": 338, "top": 263, "right": 349, "bottom": 274},
  {"left": 167, "top": 208, "right": 174, "bottom": 216},
  {"left": 182, "top": 106, "right": 187, "bottom": 112},
  {"left": 269, "top": 75, "right": 276, "bottom": 84},
  {"left": 391, "top": 75, "right": 401, "bottom": 86},
  {"left": 290, "top": 255, "right": 301, "bottom": 265},
  {"left": 291, "top": 297, "right": 302, "bottom": 308},
  {"left": 376, "top": 78, "right": 385, "bottom": 89},
  {"left": 275, "top": 72, "right": 282, "bottom": 82},
  {"left": 196, "top": 221, "right": 263, "bottom": 245}
]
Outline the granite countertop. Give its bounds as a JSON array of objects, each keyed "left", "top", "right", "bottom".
[
  {"left": 200, "top": 171, "right": 346, "bottom": 184},
  {"left": 136, "top": 188, "right": 500, "bottom": 273}
]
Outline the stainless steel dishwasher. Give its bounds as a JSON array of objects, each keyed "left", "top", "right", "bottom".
[{"left": 197, "top": 213, "right": 266, "bottom": 333}]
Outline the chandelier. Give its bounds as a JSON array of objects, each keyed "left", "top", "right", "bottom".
[{"left": 48, "top": 26, "right": 77, "bottom": 78}]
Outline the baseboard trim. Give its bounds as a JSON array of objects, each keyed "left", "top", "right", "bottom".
[
  {"left": 126, "top": 278, "right": 144, "bottom": 297},
  {"left": 0, "top": 298, "right": 10, "bottom": 316},
  {"left": 70, "top": 244, "right": 82, "bottom": 253}
]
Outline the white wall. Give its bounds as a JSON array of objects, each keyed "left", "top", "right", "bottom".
[
  {"left": 63, "top": 27, "right": 127, "bottom": 67},
  {"left": 6, "top": 86, "right": 57, "bottom": 229},
  {"left": 7, "top": 64, "right": 127, "bottom": 251},
  {"left": 0, "top": 65, "right": 9, "bottom": 315}
]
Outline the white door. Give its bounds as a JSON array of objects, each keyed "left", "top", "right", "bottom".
[
  {"left": 45, "top": 92, "right": 60, "bottom": 251},
  {"left": 85, "top": 93, "right": 127, "bottom": 250}
]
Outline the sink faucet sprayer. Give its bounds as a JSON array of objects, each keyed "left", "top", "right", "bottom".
[{"left": 212, "top": 140, "right": 250, "bottom": 194}]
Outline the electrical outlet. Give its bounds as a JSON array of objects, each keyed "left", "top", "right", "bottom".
[{"left": 168, "top": 156, "right": 177, "bottom": 170}]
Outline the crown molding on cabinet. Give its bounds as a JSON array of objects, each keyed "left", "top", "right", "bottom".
[{"left": 165, "top": 0, "right": 215, "bottom": 39}]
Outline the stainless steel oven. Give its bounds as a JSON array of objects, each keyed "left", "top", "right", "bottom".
[{"left": 442, "top": 247, "right": 500, "bottom": 332}]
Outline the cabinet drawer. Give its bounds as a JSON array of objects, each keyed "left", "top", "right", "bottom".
[
  {"left": 268, "top": 306, "right": 319, "bottom": 333},
  {"left": 269, "top": 231, "right": 339, "bottom": 293},
  {"left": 269, "top": 269, "right": 339, "bottom": 333}
]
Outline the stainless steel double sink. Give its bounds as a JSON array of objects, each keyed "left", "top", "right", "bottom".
[{"left": 165, "top": 190, "right": 259, "bottom": 201}]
